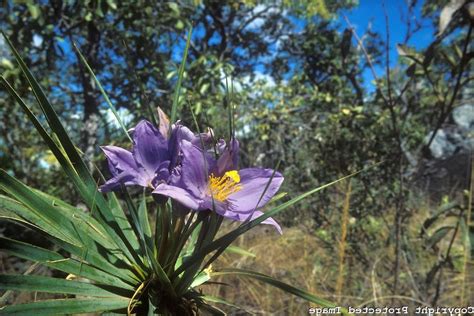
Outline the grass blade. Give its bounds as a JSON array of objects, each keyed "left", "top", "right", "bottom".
[
  {"left": 106, "top": 191, "right": 143, "bottom": 259},
  {"left": 138, "top": 193, "right": 153, "bottom": 249},
  {"left": 0, "top": 170, "right": 134, "bottom": 268},
  {"left": 73, "top": 42, "right": 132, "bottom": 142},
  {"left": 201, "top": 295, "right": 246, "bottom": 311},
  {"left": 170, "top": 27, "right": 192, "bottom": 129},
  {"left": 0, "top": 274, "right": 132, "bottom": 298},
  {"left": 1, "top": 35, "right": 141, "bottom": 265},
  {"left": 224, "top": 246, "right": 256, "bottom": 258},
  {"left": 0, "top": 297, "right": 130, "bottom": 315},
  {"left": 212, "top": 268, "right": 350, "bottom": 314},
  {"left": 0, "top": 170, "right": 83, "bottom": 246},
  {"left": 0, "top": 237, "right": 134, "bottom": 290},
  {"left": 0, "top": 194, "right": 138, "bottom": 284}
]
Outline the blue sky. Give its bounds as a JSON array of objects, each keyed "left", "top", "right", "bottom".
[
  {"left": 224, "top": 1, "right": 437, "bottom": 91},
  {"left": 342, "top": 0, "right": 435, "bottom": 90},
  {"left": 279, "top": 1, "right": 437, "bottom": 91},
  {"left": 344, "top": 0, "right": 435, "bottom": 52},
  {"left": 16, "top": 1, "right": 438, "bottom": 97}
]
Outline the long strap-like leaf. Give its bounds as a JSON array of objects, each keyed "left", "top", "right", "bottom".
[
  {"left": 1, "top": 33, "right": 141, "bottom": 266},
  {"left": 73, "top": 42, "right": 132, "bottom": 142},
  {"left": 212, "top": 268, "right": 350, "bottom": 315},
  {"left": 0, "top": 297, "right": 130, "bottom": 315},
  {"left": 0, "top": 171, "right": 138, "bottom": 277},
  {"left": 0, "top": 274, "right": 132, "bottom": 298},
  {"left": 0, "top": 171, "right": 101, "bottom": 248},
  {"left": 0, "top": 237, "right": 134, "bottom": 290},
  {"left": 170, "top": 27, "right": 192, "bottom": 129},
  {"left": 0, "top": 193, "right": 138, "bottom": 284}
]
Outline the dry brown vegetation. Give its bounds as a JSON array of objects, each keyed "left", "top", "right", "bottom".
[{"left": 203, "top": 198, "right": 473, "bottom": 314}]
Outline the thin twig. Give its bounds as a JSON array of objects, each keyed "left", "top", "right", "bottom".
[
  {"left": 336, "top": 179, "right": 352, "bottom": 297},
  {"left": 432, "top": 211, "right": 462, "bottom": 305},
  {"left": 461, "top": 154, "right": 473, "bottom": 304},
  {"left": 342, "top": 14, "right": 389, "bottom": 105}
]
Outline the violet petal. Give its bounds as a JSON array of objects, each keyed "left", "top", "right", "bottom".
[
  {"left": 132, "top": 120, "right": 168, "bottom": 173},
  {"left": 101, "top": 145, "right": 138, "bottom": 177},
  {"left": 153, "top": 183, "right": 202, "bottom": 210},
  {"left": 227, "top": 168, "right": 283, "bottom": 213}
]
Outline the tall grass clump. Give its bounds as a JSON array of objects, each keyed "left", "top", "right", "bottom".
[{"left": 0, "top": 32, "right": 378, "bottom": 315}]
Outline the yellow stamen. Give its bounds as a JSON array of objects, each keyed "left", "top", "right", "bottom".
[
  {"left": 208, "top": 170, "right": 242, "bottom": 202},
  {"left": 225, "top": 170, "right": 240, "bottom": 182}
]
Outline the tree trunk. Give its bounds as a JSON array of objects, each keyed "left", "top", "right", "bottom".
[{"left": 77, "top": 21, "right": 101, "bottom": 173}]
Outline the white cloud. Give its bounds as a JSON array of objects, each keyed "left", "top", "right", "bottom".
[
  {"left": 33, "top": 34, "right": 43, "bottom": 47},
  {"left": 244, "top": 4, "right": 281, "bottom": 30},
  {"left": 100, "top": 107, "right": 134, "bottom": 130},
  {"left": 226, "top": 71, "right": 277, "bottom": 94}
]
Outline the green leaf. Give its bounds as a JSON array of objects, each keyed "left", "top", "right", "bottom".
[
  {"left": 106, "top": 191, "right": 143, "bottom": 260},
  {"left": 0, "top": 274, "right": 132, "bottom": 298},
  {"left": 170, "top": 27, "right": 192, "bottom": 130},
  {"left": 0, "top": 77, "right": 92, "bottom": 205},
  {"left": 147, "top": 298, "right": 157, "bottom": 316},
  {"left": 268, "top": 192, "right": 287, "bottom": 205},
  {"left": 197, "top": 302, "right": 226, "bottom": 316},
  {"left": 224, "top": 245, "right": 256, "bottom": 258},
  {"left": 0, "top": 170, "right": 83, "bottom": 246},
  {"left": 85, "top": 11, "right": 93, "bottom": 21},
  {"left": 26, "top": 3, "right": 40, "bottom": 19},
  {"left": 0, "top": 171, "right": 135, "bottom": 274},
  {"left": 44, "top": 233, "right": 139, "bottom": 285},
  {"left": 1, "top": 34, "right": 140, "bottom": 266},
  {"left": 426, "top": 226, "right": 453, "bottom": 249},
  {"left": 121, "top": 189, "right": 148, "bottom": 262},
  {"left": 190, "top": 270, "right": 210, "bottom": 288},
  {"left": 0, "top": 82, "right": 117, "bottom": 257},
  {"left": 121, "top": 193, "right": 177, "bottom": 301},
  {"left": 168, "top": 2, "right": 180, "bottom": 15},
  {"left": 0, "top": 263, "right": 40, "bottom": 306},
  {"left": 73, "top": 43, "right": 132, "bottom": 143},
  {"left": 201, "top": 295, "right": 245, "bottom": 311},
  {"left": 396, "top": 43, "right": 411, "bottom": 57},
  {"left": 0, "top": 195, "right": 32, "bottom": 223},
  {"left": 0, "top": 237, "right": 134, "bottom": 290},
  {"left": 33, "top": 189, "right": 110, "bottom": 241},
  {"left": 439, "top": 0, "right": 465, "bottom": 36},
  {"left": 106, "top": 0, "right": 117, "bottom": 10},
  {"left": 212, "top": 268, "right": 349, "bottom": 314},
  {"left": 0, "top": 297, "right": 130, "bottom": 315},
  {"left": 421, "top": 201, "right": 460, "bottom": 234},
  {"left": 138, "top": 194, "right": 153, "bottom": 247}
]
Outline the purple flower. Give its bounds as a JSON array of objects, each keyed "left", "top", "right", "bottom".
[
  {"left": 99, "top": 120, "right": 170, "bottom": 192},
  {"left": 153, "top": 139, "right": 283, "bottom": 233},
  {"left": 169, "top": 123, "right": 215, "bottom": 159},
  {"left": 99, "top": 115, "right": 216, "bottom": 193}
]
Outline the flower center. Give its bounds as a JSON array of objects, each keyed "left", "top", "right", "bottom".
[{"left": 208, "top": 170, "right": 242, "bottom": 202}]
